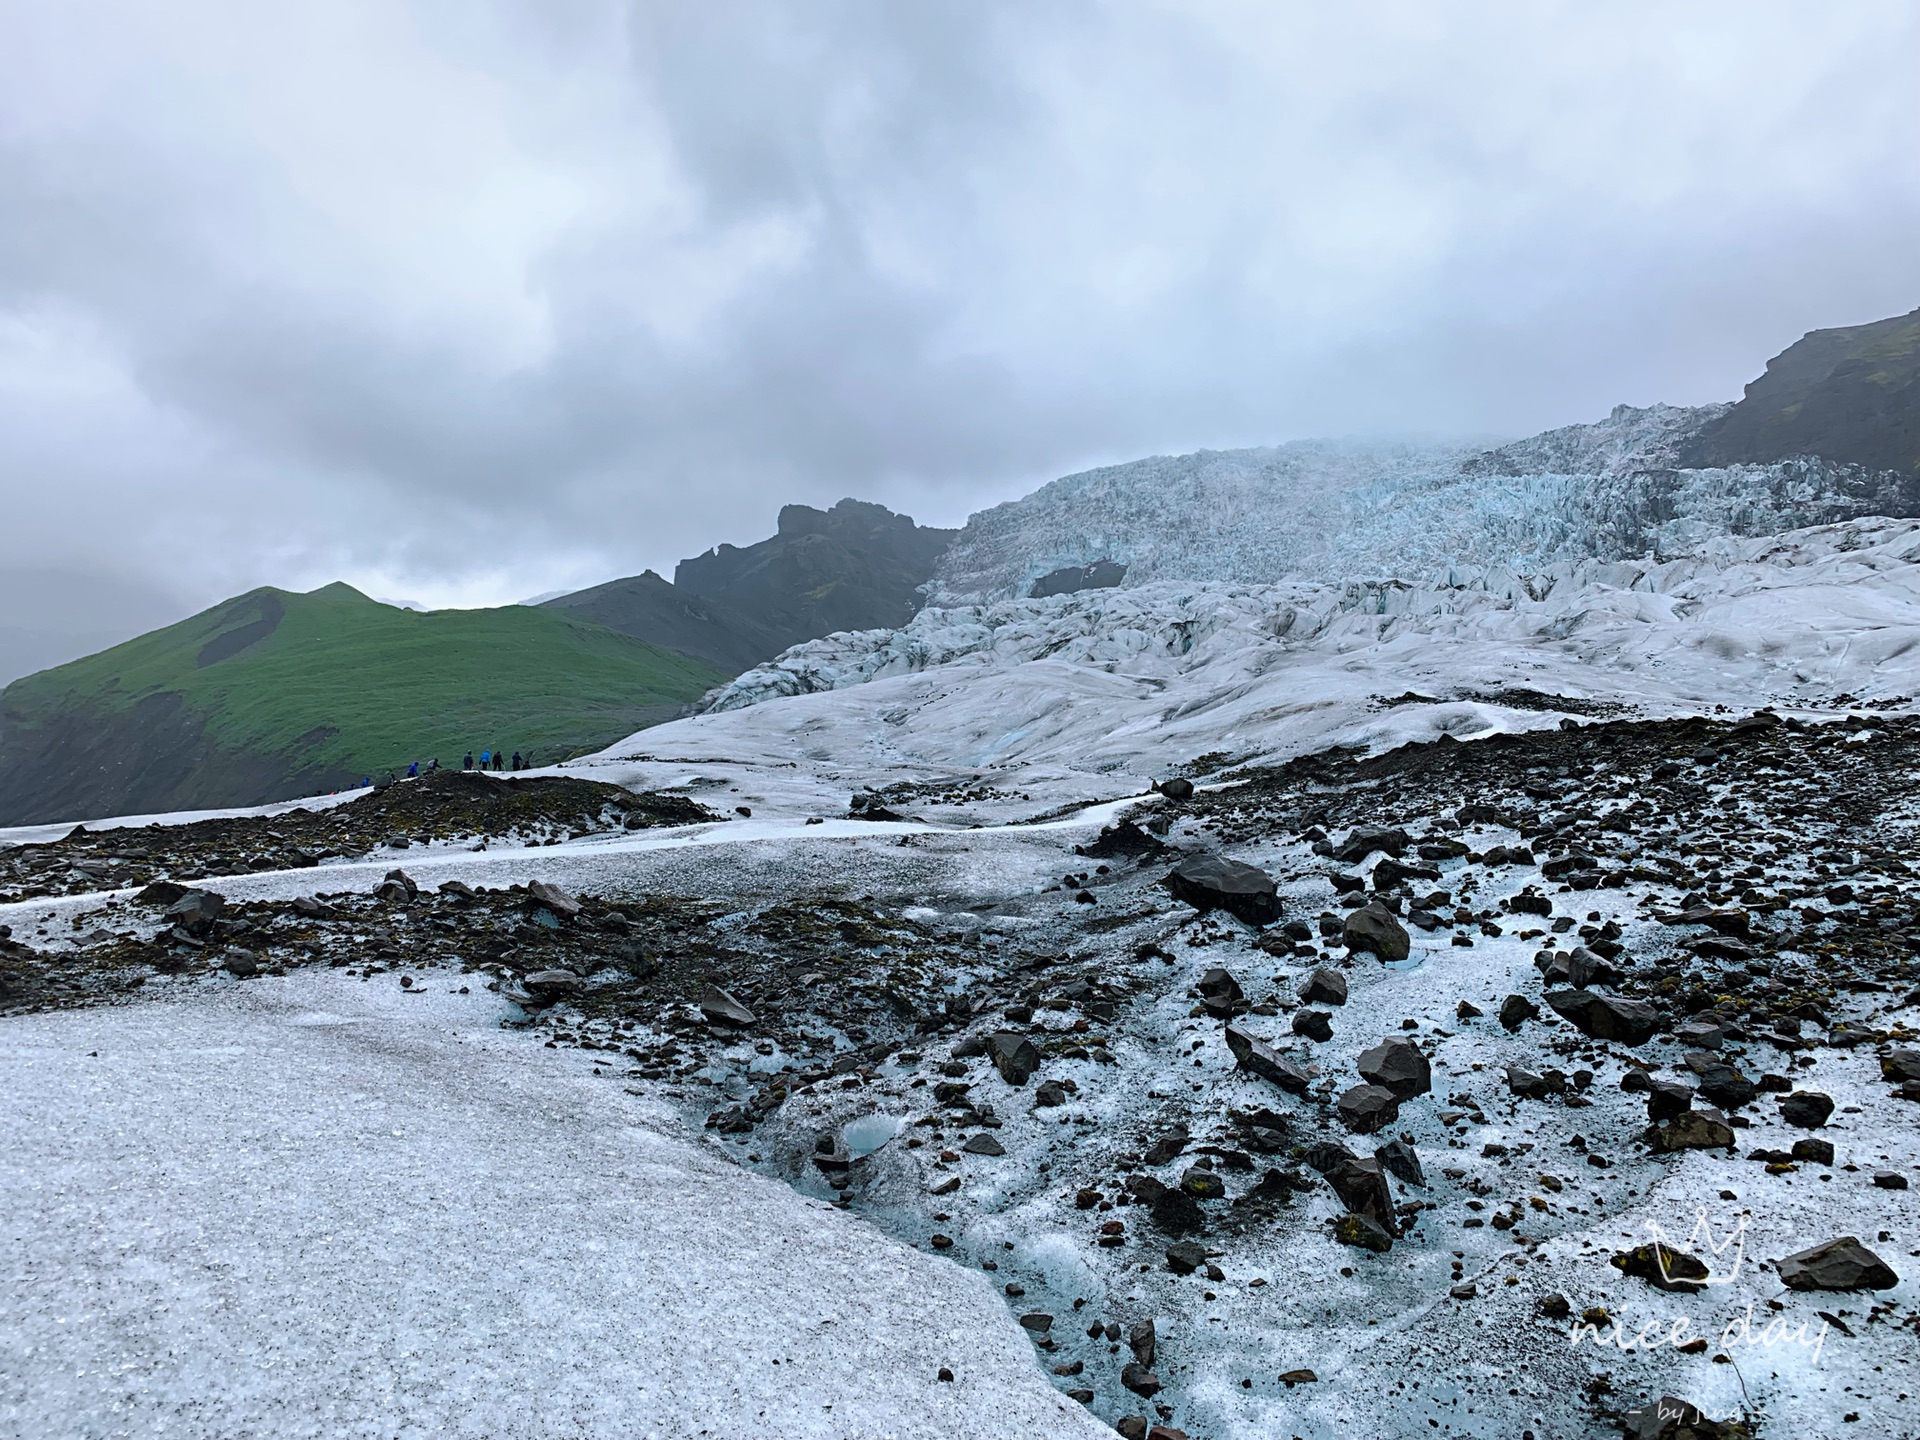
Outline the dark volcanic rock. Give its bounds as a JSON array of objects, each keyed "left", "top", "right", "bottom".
[
  {"left": 1611, "top": 1242, "right": 1710, "bottom": 1293},
  {"left": 1649, "top": 1111, "right": 1734, "bottom": 1153},
  {"left": 1324, "top": 1155, "right": 1396, "bottom": 1229},
  {"left": 1224, "top": 1024, "right": 1311, "bottom": 1093},
  {"left": 1645, "top": 1077, "right": 1695, "bottom": 1122},
  {"left": 1374, "top": 1138, "right": 1424, "bottom": 1188},
  {"left": 1298, "top": 967, "right": 1348, "bottom": 1006},
  {"left": 1776, "top": 1236, "right": 1898, "bottom": 1292},
  {"left": 1498, "top": 994, "right": 1539, "bottom": 1031},
  {"left": 697, "top": 985, "right": 756, "bottom": 1026},
  {"left": 1356, "top": 1038, "right": 1431, "bottom": 1099},
  {"left": 1342, "top": 904, "right": 1411, "bottom": 963},
  {"left": 1076, "top": 820, "right": 1169, "bottom": 860},
  {"left": 1165, "top": 855, "right": 1281, "bottom": 927},
  {"left": 1506, "top": 1065, "right": 1564, "bottom": 1100},
  {"left": 1291, "top": 1009, "right": 1333, "bottom": 1043},
  {"left": 1336, "top": 1084, "right": 1401, "bottom": 1134},
  {"left": 162, "top": 889, "right": 225, "bottom": 937},
  {"left": 1334, "top": 826, "right": 1409, "bottom": 863},
  {"left": 1196, "top": 966, "right": 1245, "bottom": 1017},
  {"left": 986, "top": 1031, "right": 1041, "bottom": 1085},
  {"left": 1779, "top": 1090, "right": 1835, "bottom": 1128},
  {"left": 1544, "top": 989, "right": 1658, "bottom": 1045}
]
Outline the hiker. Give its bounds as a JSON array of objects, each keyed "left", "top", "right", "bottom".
[
  {"left": 493, "top": 748, "right": 505, "bottom": 771},
  {"left": 429, "top": 758, "right": 439, "bottom": 772},
  {"left": 360, "top": 775, "right": 371, "bottom": 788},
  {"left": 463, "top": 752, "right": 474, "bottom": 771},
  {"left": 406, "top": 761, "right": 419, "bottom": 778},
  {"left": 480, "top": 749, "right": 491, "bottom": 768},
  {"left": 511, "top": 751, "right": 522, "bottom": 771}
]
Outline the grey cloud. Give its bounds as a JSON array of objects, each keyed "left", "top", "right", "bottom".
[{"left": 0, "top": 0, "right": 1917, "bottom": 673}]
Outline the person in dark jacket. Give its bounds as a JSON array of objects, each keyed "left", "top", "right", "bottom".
[
  {"left": 510, "top": 751, "right": 522, "bottom": 771},
  {"left": 463, "top": 752, "right": 474, "bottom": 771}
]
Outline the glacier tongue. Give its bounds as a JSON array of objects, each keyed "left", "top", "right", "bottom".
[
  {"left": 926, "top": 403, "right": 1918, "bottom": 606},
  {"left": 651, "top": 516, "right": 1920, "bottom": 816}
]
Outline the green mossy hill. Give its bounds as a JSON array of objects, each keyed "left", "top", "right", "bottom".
[
  {"left": 1681, "top": 304, "right": 1920, "bottom": 477},
  {"left": 0, "top": 583, "right": 724, "bottom": 825}
]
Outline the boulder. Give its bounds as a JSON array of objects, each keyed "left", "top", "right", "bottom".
[
  {"left": 1498, "top": 994, "right": 1539, "bottom": 1031},
  {"left": 1645, "top": 1077, "right": 1695, "bottom": 1122},
  {"left": 1371, "top": 855, "right": 1439, "bottom": 891},
  {"left": 1332, "top": 1213, "right": 1394, "bottom": 1252},
  {"left": 1165, "top": 855, "right": 1281, "bottom": 927},
  {"left": 1357, "top": 1038, "right": 1431, "bottom": 1098},
  {"left": 1777, "top": 1236, "right": 1898, "bottom": 1292},
  {"left": 1692, "top": 1062, "right": 1756, "bottom": 1111},
  {"left": 1291, "top": 1009, "right": 1333, "bottom": 1042},
  {"left": 1298, "top": 968, "right": 1348, "bottom": 1006},
  {"left": 986, "top": 1031, "right": 1041, "bottom": 1085},
  {"left": 1611, "top": 1242, "right": 1710, "bottom": 1293},
  {"left": 1196, "top": 967, "right": 1245, "bottom": 1017},
  {"left": 1336, "top": 1083, "right": 1400, "bottom": 1134},
  {"left": 1544, "top": 989, "right": 1658, "bottom": 1045},
  {"left": 1343, "top": 904, "right": 1411, "bottom": 963},
  {"left": 1324, "top": 1155, "right": 1395, "bottom": 1227},
  {"left": 1223, "top": 1024, "right": 1311, "bottom": 1093},
  {"left": 1779, "top": 1090, "right": 1835, "bottom": 1128},
  {"left": 1507, "top": 1065, "right": 1564, "bottom": 1100},
  {"left": 1156, "top": 777, "right": 1195, "bottom": 802},
  {"left": 521, "top": 969, "right": 583, "bottom": 1006},
  {"left": 1540, "top": 946, "right": 1617, "bottom": 989},
  {"left": 161, "top": 889, "right": 225, "bottom": 938},
  {"left": 135, "top": 880, "right": 190, "bottom": 907},
  {"left": 1374, "top": 1138, "right": 1424, "bottom": 1188},
  {"left": 1649, "top": 1110, "right": 1734, "bottom": 1153},
  {"left": 1334, "top": 826, "right": 1409, "bottom": 863},
  {"left": 1164, "top": 1241, "right": 1206, "bottom": 1276},
  {"left": 1881, "top": 1049, "right": 1920, "bottom": 1084},
  {"left": 526, "top": 879, "right": 581, "bottom": 918},
  {"left": 697, "top": 985, "right": 756, "bottom": 1026}
]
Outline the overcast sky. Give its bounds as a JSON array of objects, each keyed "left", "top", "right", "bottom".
[{"left": 2, "top": 0, "right": 1918, "bottom": 681}]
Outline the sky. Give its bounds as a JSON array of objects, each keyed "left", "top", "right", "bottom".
[{"left": 2, "top": 0, "right": 1918, "bottom": 682}]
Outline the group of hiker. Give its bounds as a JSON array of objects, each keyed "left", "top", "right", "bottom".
[
  {"left": 461, "top": 748, "right": 530, "bottom": 772},
  {"left": 350, "top": 749, "right": 533, "bottom": 790}
]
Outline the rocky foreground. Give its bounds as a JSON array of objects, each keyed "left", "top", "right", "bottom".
[{"left": 4, "top": 710, "right": 1918, "bottom": 1438}]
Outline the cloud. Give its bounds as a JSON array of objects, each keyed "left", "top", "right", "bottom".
[{"left": 0, "top": 0, "right": 1916, "bottom": 666}]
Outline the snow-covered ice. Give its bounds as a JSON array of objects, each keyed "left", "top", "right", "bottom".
[{"left": 0, "top": 971, "right": 1110, "bottom": 1440}]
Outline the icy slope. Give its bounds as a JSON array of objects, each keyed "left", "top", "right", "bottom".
[
  {"left": 650, "top": 517, "right": 1920, "bottom": 814},
  {"left": 929, "top": 403, "right": 1915, "bottom": 604},
  {"left": 0, "top": 970, "right": 1108, "bottom": 1440}
]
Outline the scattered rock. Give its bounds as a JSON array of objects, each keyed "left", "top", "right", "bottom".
[
  {"left": 962, "top": 1133, "right": 1007, "bottom": 1157},
  {"left": 1165, "top": 855, "right": 1282, "bottom": 927},
  {"left": 1337, "top": 1083, "right": 1401, "bottom": 1134},
  {"left": 1649, "top": 1111, "right": 1734, "bottom": 1153},
  {"left": 1779, "top": 1090, "right": 1835, "bottom": 1128},
  {"left": 697, "top": 985, "right": 756, "bottom": 1027},
  {"left": 526, "top": 879, "right": 581, "bottom": 918},
  {"left": 1776, "top": 1236, "right": 1898, "bottom": 1292},
  {"left": 1374, "top": 1138, "right": 1424, "bottom": 1188},
  {"left": 1343, "top": 904, "right": 1411, "bottom": 963},
  {"left": 1544, "top": 989, "right": 1658, "bottom": 1045},
  {"left": 1196, "top": 966, "right": 1245, "bottom": 1017},
  {"left": 1611, "top": 1243, "right": 1710, "bottom": 1293},
  {"left": 1223, "top": 1024, "right": 1311, "bottom": 1093},
  {"left": 1498, "top": 994, "right": 1539, "bottom": 1031},
  {"left": 1334, "top": 826, "right": 1409, "bottom": 863},
  {"left": 1356, "top": 1038, "right": 1431, "bottom": 1098},
  {"left": 1298, "top": 967, "right": 1348, "bottom": 1006},
  {"left": 1291, "top": 1009, "right": 1334, "bottom": 1043},
  {"left": 1165, "top": 1240, "right": 1208, "bottom": 1275},
  {"left": 986, "top": 1031, "right": 1041, "bottom": 1085}
]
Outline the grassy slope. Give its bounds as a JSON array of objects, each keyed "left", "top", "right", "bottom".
[{"left": 3, "top": 583, "right": 725, "bottom": 780}]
